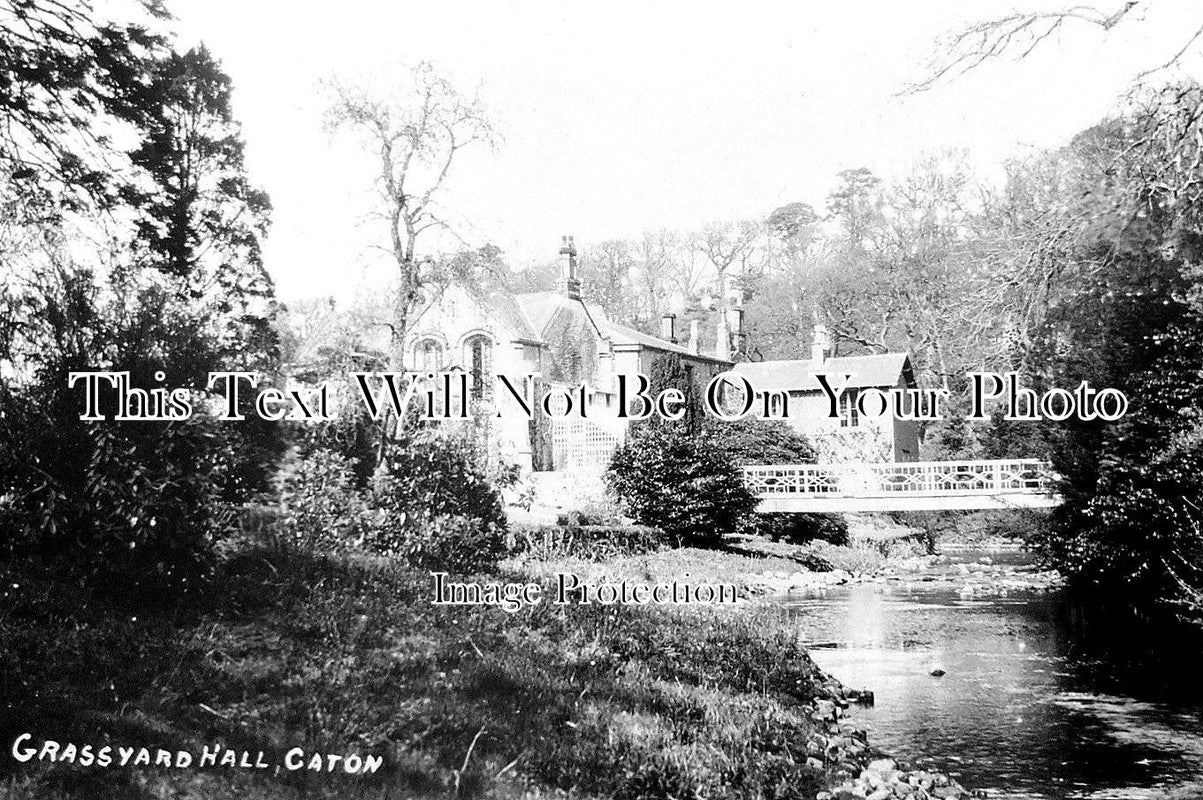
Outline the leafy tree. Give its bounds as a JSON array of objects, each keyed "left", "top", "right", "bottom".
[
  {"left": 0, "top": 0, "right": 167, "bottom": 206},
  {"left": 127, "top": 47, "right": 271, "bottom": 276},
  {"left": 826, "top": 167, "right": 882, "bottom": 249},
  {"left": 607, "top": 422, "right": 757, "bottom": 547},
  {"left": 767, "top": 202, "right": 819, "bottom": 251},
  {"left": 1021, "top": 89, "right": 1203, "bottom": 628},
  {"left": 580, "top": 239, "right": 636, "bottom": 319},
  {"left": 123, "top": 44, "right": 278, "bottom": 369},
  {"left": 0, "top": 9, "right": 285, "bottom": 593}
]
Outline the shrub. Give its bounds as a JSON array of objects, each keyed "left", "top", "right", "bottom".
[
  {"left": 369, "top": 511, "right": 506, "bottom": 573},
  {"left": 276, "top": 448, "right": 370, "bottom": 554},
  {"left": 606, "top": 423, "right": 756, "bottom": 546},
  {"left": 748, "top": 512, "right": 849, "bottom": 545},
  {"left": 555, "top": 495, "right": 625, "bottom": 528},
  {"left": 0, "top": 379, "right": 227, "bottom": 599},
  {"left": 374, "top": 431, "right": 507, "bottom": 532},
  {"left": 703, "top": 417, "right": 816, "bottom": 464},
  {"left": 81, "top": 417, "right": 225, "bottom": 598},
  {"left": 706, "top": 417, "right": 846, "bottom": 544}
]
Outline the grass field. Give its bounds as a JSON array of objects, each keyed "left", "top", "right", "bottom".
[{"left": 0, "top": 544, "right": 852, "bottom": 799}]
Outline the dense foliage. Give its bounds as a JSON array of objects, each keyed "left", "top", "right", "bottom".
[
  {"left": 703, "top": 416, "right": 816, "bottom": 464},
  {"left": 373, "top": 431, "right": 507, "bottom": 530},
  {"left": 607, "top": 422, "right": 757, "bottom": 546},
  {"left": 276, "top": 432, "right": 508, "bottom": 573},
  {"left": 0, "top": 4, "right": 282, "bottom": 599},
  {"left": 277, "top": 449, "right": 371, "bottom": 555},
  {"left": 703, "top": 417, "right": 848, "bottom": 544},
  {"left": 1020, "top": 88, "right": 1203, "bottom": 626}
]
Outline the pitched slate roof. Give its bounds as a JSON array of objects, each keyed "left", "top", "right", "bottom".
[
  {"left": 599, "top": 319, "right": 732, "bottom": 364},
  {"left": 732, "top": 353, "right": 912, "bottom": 392},
  {"left": 515, "top": 291, "right": 734, "bottom": 364},
  {"left": 473, "top": 284, "right": 542, "bottom": 342},
  {"left": 512, "top": 291, "right": 564, "bottom": 334}
]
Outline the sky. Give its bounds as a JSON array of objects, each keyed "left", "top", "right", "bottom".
[{"left": 166, "top": 0, "right": 1203, "bottom": 302}]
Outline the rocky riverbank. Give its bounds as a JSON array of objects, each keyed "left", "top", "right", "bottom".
[
  {"left": 731, "top": 535, "right": 1059, "bottom": 599},
  {"left": 528, "top": 512, "right": 1076, "bottom": 799},
  {"left": 800, "top": 672, "right": 978, "bottom": 800},
  {"left": 526, "top": 532, "right": 1035, "bottom": 799}
]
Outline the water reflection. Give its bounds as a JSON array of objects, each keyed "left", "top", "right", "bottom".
[{"left": 781, "top": 552, "right": 1203, "bottom": 799}]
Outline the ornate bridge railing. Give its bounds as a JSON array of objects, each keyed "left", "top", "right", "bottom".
[{"left": 742, "top": 459, "right": 1061, "bottom": 512}]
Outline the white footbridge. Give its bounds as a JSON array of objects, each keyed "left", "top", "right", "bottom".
[{"left": 743, "top": 459, "right": 1061, "bottom": 513}]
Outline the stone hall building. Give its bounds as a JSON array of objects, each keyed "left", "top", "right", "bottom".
[{"left": 400, "top": 236, "right": 919, "bottom": 472}]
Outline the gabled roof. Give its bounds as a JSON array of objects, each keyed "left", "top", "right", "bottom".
[
  {"left": 408, "top": 282, "right": 542, "bottom": 343},
  {"left": 513, "top": 291, "right": 565, "bottom": 334},
  {"left": 515, "top": 290, "right": 608, "bottom": 344},
  {"left": 474, "top": 283, "right": 541, "bottom": 342},
  {"left": 733, "top": 353, "right": 913, "bottom": 392}
]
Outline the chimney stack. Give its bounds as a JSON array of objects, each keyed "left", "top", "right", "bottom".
[
  {"left": 811, "top": 323, "right": 831, "bottom": 364},
  {"left": 688, "top": 320, "right": 700, "bottom": 355},
  {"left": 715, "top": 311, "right": 730, "bottom": 360},
  {"left": 560, "top": 235, "right": 580, "bottom": 300},
  {"left": 660, "top": 313, "right": 677, "bottom": 344},
  {"left": 727, "top": 305, "right": 745, "bottom": 356}
]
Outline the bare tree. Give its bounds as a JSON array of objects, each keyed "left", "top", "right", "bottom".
[
  {"left": 631, "top": 228, "right": 680, "bottom": 320},
  {"left": 696, "top": 219, "right": 764, "bottom": 302},
  {"left": 904, "top": 2, "right": 1203, "bottom": 94},
  {"left": 324, "top": 62, "right": 497, "bottom": 360},
  {"left": 580, "top": 239, "right": 635, "bottom": 319}
]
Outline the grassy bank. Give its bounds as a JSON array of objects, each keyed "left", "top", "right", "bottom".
[
  {"left": 0, "top": 545, "right": 859, "bottom": 799},
  {"left": 516, "top": 531, "right": 932, "bottom": 600}
]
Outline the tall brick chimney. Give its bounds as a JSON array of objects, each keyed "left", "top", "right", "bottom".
[
  {"left": 660, "top": 313, "right": 677, "bottom": 344},
  {"left": 727, "top": 305, "right": 745, "bottom": 356},
  {"left": 560, "top": 235, "right": 580, "bottom": 300},
  {"left": 715, "top": 310, "right": 730, "bottom": 360}
]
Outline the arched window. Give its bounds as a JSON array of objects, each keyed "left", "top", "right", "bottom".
[
  {"left": 417, "top": 339, "right": 442, "bottom": 372},
  {"left": 769, "top": 393, "right": 785, "bottom": 418},
  {"left": 465, "top": 335, "right": 492, "bottom": 399}
]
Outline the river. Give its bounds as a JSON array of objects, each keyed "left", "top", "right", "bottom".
[{"left": 780, "top": 546, "right": 1203, "bottom": 800}]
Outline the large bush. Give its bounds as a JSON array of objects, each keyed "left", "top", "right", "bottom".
[
  {"left": 0, "top": 380, "right": 227, "bottom": 599},
  {"left": 704, "top": 417, "right": 848, "bottom": 545},
  {"left": 361, "top": 431, "right": 508, "bottom": 572},
  {"left": 606, "top": 422, "right": 756, "bottom": 546},
  {"left": 277, "top": 448, "right": 370, "bottom": 555},
  {"left": 270, "top": 437, "right": 508, "bottom": 574},
  {"left": 372, "top": 430, "right": 507, "bottom": 531},
  {"left": 703, "top": 417, "right": 816, "bottom": 464}
]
